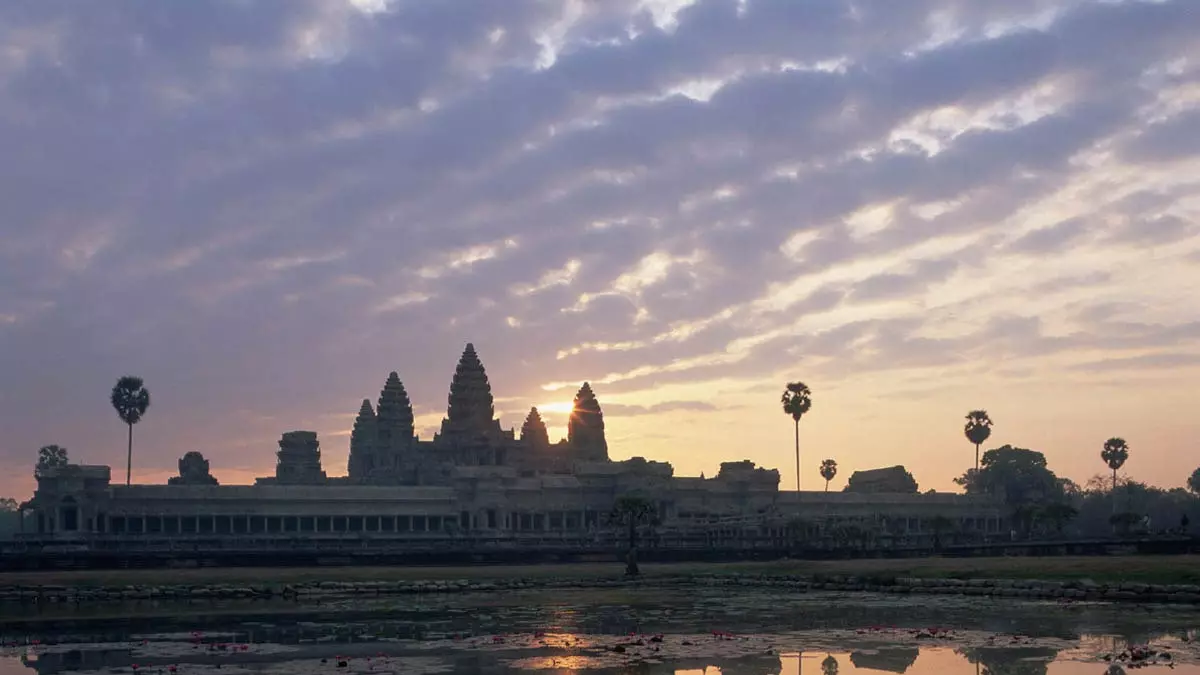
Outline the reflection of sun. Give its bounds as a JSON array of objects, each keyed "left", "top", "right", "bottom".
[
  {"left": 507, "top": 654, "right": 608, "bottom": 671},
  {"left": 533, "top": 632, "right": 596, "bottom": 649},
  {"left": 506, "top": 633, "right": 604, "bottom": 672}
]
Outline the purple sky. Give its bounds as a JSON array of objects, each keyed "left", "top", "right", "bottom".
[{"left": 2, "top": 0, "right": 1198, "bottom": 499}]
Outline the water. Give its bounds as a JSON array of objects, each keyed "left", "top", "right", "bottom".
[{"left": 1, "top": 587, "right": 1197, "bottom": 673}]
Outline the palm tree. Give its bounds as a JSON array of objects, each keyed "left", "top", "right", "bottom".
[
  {"left": 819, "top": 459, "right": 838, "bottom": 492},
  {"left": 111, "top": 376, "right": 151, "bottom": 486},
  {"left": 1101, "top": 437, "right": 1129, "bottom": 517},
  {"left": 608, "top": 495, "right": 657, "bottom": 577},
  {"left": 964, "top": 410, "right": 992, "bottom": 472},
  {"left": 781, "top": 382, "right": 813, "bottom": 493},
  {"left": 1101, "top": 437, "right": 1129, "bottom": 494}
]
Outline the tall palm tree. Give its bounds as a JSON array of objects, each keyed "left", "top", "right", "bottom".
[
  {"left": 111, "top": 376, "right": 151, "bottom": 486},
  {"left": 964, "top": 410, "right": 992, "bottom": 472},
  {"left": 781, "top": 382, "right": 813, "bottom": 493},
  {"left": 819, "top": 459, "right": 838, "bottom": 492},
  {"left": 1101, "top": 437, "right": 1129, "bottom": 493},
  {"left": 1101, "top": 437, "right": 1129, "bottom": 515}
]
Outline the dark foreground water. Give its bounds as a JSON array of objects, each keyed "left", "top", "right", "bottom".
[{"left": 1, "top": 586, "right": 1197, "bottom": 674}]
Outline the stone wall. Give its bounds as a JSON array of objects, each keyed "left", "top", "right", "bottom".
[{"left": 20, "top": 458, "right": 1006, "bottom": 541}]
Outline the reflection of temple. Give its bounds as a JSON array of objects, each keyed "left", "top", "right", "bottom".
[
  {"left": 962, "top": 647, "right": 1060, "bottom": 675},
  {"left": 19, "top": 343, "right": 1005, "bottom": 546},
  {"left": 850, "top": 648, "right": 919, "bottom": 673},
  {"left": 23, "top": 647, "right": 132, "bottom": 674}
]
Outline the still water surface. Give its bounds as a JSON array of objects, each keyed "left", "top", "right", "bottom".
[{"left": 0, "top": 587, "right": 1195, "bottom": 674}]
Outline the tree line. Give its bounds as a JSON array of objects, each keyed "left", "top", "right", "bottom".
[{"left": 782, "top": 381, "right": 1200, "bottom": 537}]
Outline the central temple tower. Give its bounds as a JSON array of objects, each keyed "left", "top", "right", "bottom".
[
  {"left": 344, "top": 341, "right": 610, "bottom": 480},
  {"left": 439, "top": 343, "right": 503, "bottom": 440},
  {"left": 568, "top": 382, "right": 609, "bottom": 461}
]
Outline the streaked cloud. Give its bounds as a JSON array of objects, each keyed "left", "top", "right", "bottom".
[{"left": 1, "top": 0, "right": 1198, "bottom": 495}]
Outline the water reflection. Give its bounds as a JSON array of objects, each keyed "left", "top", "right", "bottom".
[
  {"left": 0, "top": 654, "right": 33, "bottom": 675},
  {"left": 961, "top": 647, "right": 1062, "bottom": 675},
  {"left": 18, "top": 648, "right": 132, "bottom": 675},
  {"left": 848, "top": 647, "right": 919, "bottom": 672},
  {"left": 2, "top": 590, "right": 1198, "bottom": 675},
  {"left": 773, "top": 650, "right": 1189, "bottom": 675},
  {"left": 5, "top": 589, "right": 1198, "bottom": 650},
  {"left": 1, "top": 645, "right": 1198, "bottom": 675}
]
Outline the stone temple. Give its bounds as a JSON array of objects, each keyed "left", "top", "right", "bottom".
[
  {"left": 20, "top": 343, "right": 1006, "bottom": 546},
  {"left": 330, "top": 343, "right": 610, "bottom": 486}
]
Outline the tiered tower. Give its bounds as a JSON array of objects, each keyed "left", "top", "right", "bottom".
[
  {"left": 274, "top": 431, "right": 327, "bottom": 484},
  {"left": 347, "top": 399, "right": 377, "bottom": 479},
  {"left": 376, "top": 372, "right": 415, "bottom": 457},
  {"left": 568, "top": 382, "right": 609, "bottom": 461},
  {"left": 439, "top": 343, "right": 501, "bottom": 440},
  {"left": 520, "top": 407, "right": 550, "bottom": 450},
  {"left": 347, "top": 372, "right": 416, "bottom": 481}
]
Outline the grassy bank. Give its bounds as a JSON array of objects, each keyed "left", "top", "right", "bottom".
[{"left": 3, "top": 555, "right": 1200, "bottom": 587}]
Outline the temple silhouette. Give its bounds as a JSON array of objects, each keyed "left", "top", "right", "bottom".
[{"left": 20, "top": 343, "right": 1005, "bottom": 547}]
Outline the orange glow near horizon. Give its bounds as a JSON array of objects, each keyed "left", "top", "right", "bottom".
[{"left": 533, "top": 401, "right": 575, "bottom": 414}]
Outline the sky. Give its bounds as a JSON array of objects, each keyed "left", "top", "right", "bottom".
[{"left": 1, "top": 0, "right": 1198, "bottom": 500}]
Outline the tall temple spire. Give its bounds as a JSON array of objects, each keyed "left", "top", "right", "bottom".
[
  {"left": 347, "top": 399, "right": 377, "bottom": 479},
  {"left": 568, "top": 382, "right": 608, "bottom": 461},
  {"left": 376, "top": 371, "right": 414, "bottom": 452},
  {"left": 443, "top": 342, "right": 496, "bottom": 436},
  {"left": 520, "top": 406, "right": 550, "bottom": 449}
]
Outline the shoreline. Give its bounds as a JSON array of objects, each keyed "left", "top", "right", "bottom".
[
  {"left": 2, "top": 554, "right": 1200, "bottom": 586},
  {"left": 3, "top": 566, "right": 1200, "bottom": 609}
]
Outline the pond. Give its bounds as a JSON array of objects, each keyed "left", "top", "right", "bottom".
[{"left": 1, "top": 586, "right": 1196, "bottom": 674}]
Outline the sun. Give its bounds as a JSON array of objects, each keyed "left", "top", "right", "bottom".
[{"left": 535, "top": 401, "right": 575, "bottom": 414}]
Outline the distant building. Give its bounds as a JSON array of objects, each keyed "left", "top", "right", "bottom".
[
  {"left": 845, "top": 466, "right": 920, "bottom": 494},
  {"left": 18, "top": 344, "right": 1005, "bottom": 546}
]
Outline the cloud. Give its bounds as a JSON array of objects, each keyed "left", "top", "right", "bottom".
[
  {"left": 1, "top": 0, "right": 1199, "bottom": 497},
  {"left": 602, "top": 400, "right": 719, "bottom": 417},
  {"left": 848, "top": 258, "right": 960, "bottom": 303},
  {"left": 1107, "top": 214, "right": 1198, "bottom": 248},
  {"left": 1066, "top": 352, "right": 1200, "bottom": 372},
  {"left": 1005, "top": 217, "right": 1090, "bottom": 254},
  {"left": 1120, "top": 109, "right": 1200, "bottom": 164}
]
